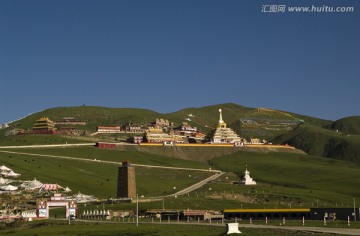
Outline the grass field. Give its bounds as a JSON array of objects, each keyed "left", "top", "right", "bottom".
[
  {"left": 0, "top": 149, "right": 213, "bottom": 198},
  {"left": 1, "top": 146, "right": 359, "bottom": 210},
  {"left": 3, "top": 146, "right": 210, "bottom": 169},
  {"left": 0, "top": 220, "right": 343, "bottom": 236}
]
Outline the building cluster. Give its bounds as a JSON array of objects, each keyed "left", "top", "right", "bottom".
[
  {"left": 15, "top": 117, "right": 86, "bottom": 135},
  {"left": 9, "top": 108, "right": 268, "bottom": 146}
]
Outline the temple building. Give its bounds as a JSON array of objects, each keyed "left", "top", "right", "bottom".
[
  {"left": 240, "top": 165, "right": 257, "bottom": 185},
  {"left": 212, "top": 109, "right": 242, "bottom": 144},
  {"left": 32, "top": 117, "right": 56, "bottom": 133},
  {"left": 145, "top": 127, "right": 185, "bottom": 144}
]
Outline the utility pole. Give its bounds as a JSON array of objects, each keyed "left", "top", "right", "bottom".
[
  {"left": 354, "top": 198, "right": 356, "bottom": 222},
  {"left": 136, "top": 194, "right": 139, "bottom": 227}
]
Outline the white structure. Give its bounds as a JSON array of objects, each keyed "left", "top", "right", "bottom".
[
  {"left": 0, "top": 177, "right": 12, "bottom": 185},
  {"left": 212, "top": 109, "right": 242, "bottom": 144},
  {"left": 97, "top": 126, "right": 121, "bottom": 133},
  {"left": 20, "top": 178, "right": 43, "bottom": 190},
  {"left": 227, "top": 223, "right": 242, "bottom": 234},
  {"left": 0, "top": 184, "right": 18, "bottom": 191},
  {"left": 64, "top": 186, "right": 72, "bottom": 192},
  {"left": 240, "top": 165, "right": 257, "bottom": 185},
  {"left": 68, "top": 192, "right": 97, "bottom": 203},
  {"left": 0, "top": 165, "right": 11, "bottom": 172},
  {"left": 21, "top": 210, "right": 37, "bottom": 219},
  {"left": 3, "top": 170, "right": 21, "bottom": 178}
]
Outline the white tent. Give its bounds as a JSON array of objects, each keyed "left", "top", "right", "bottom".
[
  {"left": 0, "top": 165, "right": 11, "bottom": 171},
  {"left": 64, "top": 186, "right": 72, "bottom": 192},
  {"left": 0, "top": 177, "right": 12, "bottom": 185},
  {"left": 3, "top": 170, "right": 21, "bottom": 178},
  {"left": 0, "top": 184, "right": 18, "bottom": 191},
  {"left": 20, "top": 178, "right": 42, "bottom": 190}
]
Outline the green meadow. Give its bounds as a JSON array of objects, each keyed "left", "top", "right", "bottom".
[
  {"left": 0, "top": 148, "right": 213, "bottom": 198},
  {"left": 0, "top": 220, "right": 339, "bottom": 236},
  {"left": 1, "top": 146, "right": 359, "bottom": 210}
]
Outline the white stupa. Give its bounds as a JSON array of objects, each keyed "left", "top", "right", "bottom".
[{"left": 240, "top": 165, "right": 256, "bottom": 185}]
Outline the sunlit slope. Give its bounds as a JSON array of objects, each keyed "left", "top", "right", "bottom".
[
  {"left": 272, "top": 124, "right": 360, "bottom": 162},
  {"left": 327, "top": 116, "right": 360, "bottom": 135}
]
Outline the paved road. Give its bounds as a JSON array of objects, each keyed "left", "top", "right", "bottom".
[{"left": 168, "top": 171, "right": 225, "bottom": 197}]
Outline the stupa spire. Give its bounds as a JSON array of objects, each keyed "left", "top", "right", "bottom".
[{"left": 219, "top": 109, "right": 223, "bottom": 123}]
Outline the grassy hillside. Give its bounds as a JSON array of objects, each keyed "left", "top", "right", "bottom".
[
  {"left": 0, "top": 148, "right": 212, "bottom": 198},
  {"left": 0, "top": 220, "right": 339, "bottom": 236},
  {"left": 4, "top": 106, "right": 162, "bottom": 132},
  {"left": 167, "top": 103, "right": 332, "bottom": 137},
  {"left": 1, "top": 146, "right": 359, "bottom": 209},
  {"left": 272, "top": 124, "right": 360, "bottom": 162},
  {"left": 166, "top": 103, "right": 254, "bottom": 130},
  {"left": 327, "top": 116, "right": 360, "bottom": 135},
  {"left": 4, "top": 103, "right": 360, "bottom": 163},
  {"left": 2, "top": 103, "right": 332, "bottom": 140}
]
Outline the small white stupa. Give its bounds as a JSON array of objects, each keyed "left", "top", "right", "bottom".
[{"left": 240, "top": 165, "right": 256, "bottom": 185}]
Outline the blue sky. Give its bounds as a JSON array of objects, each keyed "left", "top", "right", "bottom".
[{"left": 1, "top": 0, "right": 359, "bottom": 124}]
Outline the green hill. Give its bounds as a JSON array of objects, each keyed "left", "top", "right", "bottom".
[
  {"left": 272, "top": 124, "right": 360, "bottom": 163},
  {"left": 4, "top": 106, "right": 162, "bottom": 132},
  {"left": 3, "top": 103, "right": 329, "bottom": 140},
  {"left": 327, "top": 116, "right": 360, "bottom": 135},
  {"left": 3, "top": 103, "right": 360, "bottom": 162},
  {"left": 166, "top": 103, "right": 332, "bottom": 140}
]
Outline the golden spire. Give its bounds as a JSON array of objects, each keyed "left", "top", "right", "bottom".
[{"left": 217, "top": 108, "right": 227, "bottom": 128}]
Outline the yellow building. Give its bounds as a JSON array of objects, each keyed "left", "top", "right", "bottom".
[{"left": 32, "top": 117, "right": 56, "bottom": 133}]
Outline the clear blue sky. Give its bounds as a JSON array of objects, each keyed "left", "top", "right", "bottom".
[{"left": 1, "top": 0, "right": 359, "bottom": 124}]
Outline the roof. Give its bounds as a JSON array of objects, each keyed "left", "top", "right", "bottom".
[
  {"left": 41, "top": 184, "right": 63, "bottom": 191},
  {"left": 224, "top": 208, "right": 311, "bottom": 213},
  {"left": 0, "top": 165, "right": 11, "bottom": 171},
  {"left": 97, "top": 126, "right": 120, "bottom": 129},
  {"left": 0, "top": 184, "right": 18, "bottom": 191}
]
